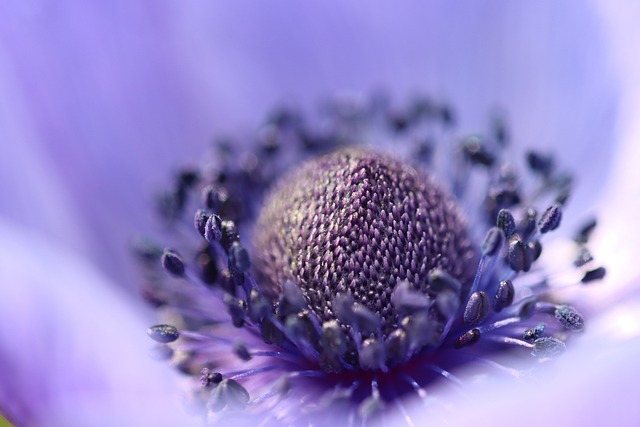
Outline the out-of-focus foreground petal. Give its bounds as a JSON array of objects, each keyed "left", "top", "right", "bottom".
[
  {"left": 0, "top": 218, "right": 196, "bottom": 427},
  {"left": 397, "top": 296, "right": 640, "bottom": 427},
  {"left": 0, "top": 1, "right": 620, "bottom": 292}
]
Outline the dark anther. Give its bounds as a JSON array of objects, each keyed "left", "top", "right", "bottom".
[
  {"left": 207, "top": 379, "right": 250, "bottom": 412},
  {"left": 436, "top": 290, "right": 460, "bottom": 319},
  {"left": 384, "top": 329, "right": 409, "bottom": 364},
  {"left": 282, "top": 280, "right": 307, "bottom": 314},
  {"left": 132, "top": 237, "right": 163, "bottom": 265},
  {"left": 554, "top": 305, "right": 584, "bottom": 331},
  {"left": 248, "top": 289, "right": 272, "bottom": 323},
  {"left": 507, "top": 238, "right": 532, "bottom": 272},
  {"left": 321, "top": 320, "right": 348, "bottom": 358},
  {"left": 494, "top": 280, "right": 515, "bottom": 312},
  {"left": 439, "top": 104, "right": 455, "bottom": 127},
  {"left": 463, "top": 136, "right": 495, "bottom": 167},
  {"left": 574, "top": 247, "right": 593, "bottom": 267},
  {"left": 581, "top": 266, "right": 606, "bottom": 284},
  {"left": 454, "top": 328, "right": 481, "bottom": 349},
  {"left": 497, "top": 209, "right": 516, "bottom": 238},
  {"left": 233, "top": 342, "right": 252, "bottom": 361},
  {"left": 351, "top": 303, "right": 382, "bottom": 334},
  {"left": 526, "top": 151, "right": 554, "bottom": 176},
  {"left": 229, "top": 242, "right": 251, "bottom": 273},
  {"left": 201, "top": 185, "right": 228, "bottom": 212},
  {"left": 220, "top": 220, "right": 240, "bottom": 252},
  {"left": 528, "top": 240, "right": 543, "bottom": 262},
  {"left": 428, "top": 268, "right": 462, "bottom": 293},
  {"left": 194, "top": 209, "right": 210, "bottom": 237},
  {"left": 196, "top": 247, "right": 218, "bottom": 284},
  {"left": 519, "top": 300, "right": 538, "bottom": 319},
  {"left": 177, "top": 168, "right": 200, "bottom": 188},
  {"left": 555, "top": 187, "right": 571, "bottom": 206},
  {"left": 575, "top": 218, "right": 598, "bottom": 244},
  {"left": 538, "top": 203, "right": 562, "bottom": 234},
  {"left": 388, "top": 109, "right": 410, "bottom": 133},
  {"left": 401, "top": 312, "right": 439, "bottom": 349},
  {"left": 260, "top": 318, "right": 285, "bottom": 346},
  {"left": 224, "top": 294, "right": 246, "bottom": 328},
  {"left": 532, "top": 337, "right": 566, "bottom": 358},
  {"left": 148, "top": 344, "right": 174, "bottom": 361},
  {"left": 201, "top": 368, "right": 223, "bottom": 387},
  {"left": 481, "top": 227, "right": 504, "bottom": 257},
  {"left": 522, "top": 324, "right": 545, "bottom": 343},
  {"left": 415, "top": 139, "right": 433, "bottom": 163},
  {"left": 204, "top": 214, "right": 223, "bottom": 243},
  {"left": 492, "top": 116, "right": 509, "bottom": 146},
  {"left": 359, "top": 338, "right": 387, "bottom": 371},
  {"left": 156, "top": 189, "right": 187, "bottom": 222},
  {"left": 161, "top": 250, "right": 185, "bottom": 277},
  {"left": 518, "top": 207, "right": 537, "bottom": 240},
  {"left": 464, "top": 291, "right": 490, "bottom": 325},
  {"left": 147, "top": 324, "right": 180, "bottom": 343},
  {"left": 259, "top": 124, "right": 281, "bottom": 154},
  {"left": 391, "top": 281, "right": 431, "bottom": 315}
]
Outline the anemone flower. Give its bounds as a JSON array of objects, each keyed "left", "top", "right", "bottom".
[{"left": 1, "top": 2, "right": 639, "bottom": 426}]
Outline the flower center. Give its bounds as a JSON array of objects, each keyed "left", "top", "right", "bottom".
[{"left": 253, "top": 148, "right": 478, "bottom": 366}]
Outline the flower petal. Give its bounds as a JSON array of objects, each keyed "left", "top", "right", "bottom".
[{"left": 0, "top": 218, "right": 197, "bottom": 426}]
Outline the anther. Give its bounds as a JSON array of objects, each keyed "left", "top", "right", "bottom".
[
  {"left": 581, "top": 266, "right": 606, "bottom": 284},
  {"left": 538, "top": 204, "right": 562, "bottom": 234},
  {"left": 575, "top": 218, "right": 598, "bottom": 244},
  {"left": 229, "top": 241, "right": 251, "bottom": 273},
  {"left": 464, "top": 291, "right": 490, "bottom": 325},
  {"left": 194, "top": 209, "right": 210, "bottom": 237},
  {"left": 391, "top": 281, "right": 431, "bottom": 315},
  {"left": 497, "top": 209, "right": 516, "bottom": 238},
  {"left": 428, "top": 269, "right": 462, "bottom": 294},
  {"left": 321, "top": 320, "right": 348, "bottom": 358},
  {"left": 359, "top": 338, "right": 387, "bottom": 371},
  {"left": 220, "top": 220, "right": 239, "bottom": 252},
  {"left": 574, "top": 247, "right": 593, "bottom": 267},
  {"left": 507, "top": 237, "right": 532, "bottom": 272},
  {"left": 282, "top": 280, "right": 307, "bottom": 314},
  {"left": 161, "top": 250, "right": 185, "bottom": 277},
  {"left": 493, "top": 280, "right": 515, "bottom": 312},
  {"left": 201, "top": 368, "right": 223, "bottom": 387},
  {"left": 481, "top": 227, "right": 504, "bottom": 257},
  {"left": 523, "top": 324, "right": 545, "bottom": 343},
  {"left": 233, "top": 342, "right": 252, "bottom": 361},
  {"left": 147, "top": 324, "right": 180, "bottom": 343},
  {"left": 454, "top": 328, "right": 481, "bottom": 349},
  {"left": 463, "top": 136, "right": 495, "bottom": 166},
  {"left": 518, "top": 207, "right": 537, "bottom": 239},
  {"left": 384, "top": 329, "right": 410, "bottom": 364},
  {"left": 224, "top": 294, "right": 246, "bottom": 328},
  {"left": 204, "top": 214, "right": 223, "bottom": 243},
  {"left": 554, "top": 305, "right": 584, "bottom": 331},
  {"left": 207, "top": 379, "right": 250, "bottom": 412},
  {"left": 401, "top": 312, "right": 439, "bottom": 349},
  {"left": 526, "top": 151, "right": 554, "bottom": 176},
  {"left": 248, "top": 289, "right": 272, "bottom": 322},
  {"left": 148, "top": 344, "right": 174, "bottom": 361},
  {"left": 531, "top": 337, "right": 565, "bottom": 358}
]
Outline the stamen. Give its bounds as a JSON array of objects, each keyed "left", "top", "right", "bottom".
[{"left": 147, "top": 324, "right": 180, "bottom": 343}]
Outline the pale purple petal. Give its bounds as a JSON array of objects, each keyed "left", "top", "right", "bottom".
[{"left": 0, "top": 218, "right": 197, "bottom": 426}]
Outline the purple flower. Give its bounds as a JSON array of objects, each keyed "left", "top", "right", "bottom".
[{"left": 1, "top": 1, "right": 639, "bottom": 426}]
